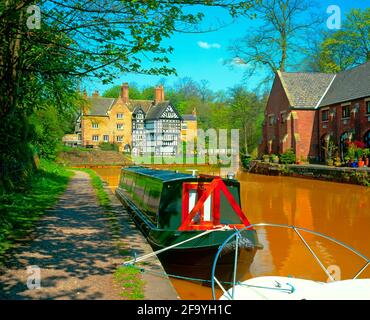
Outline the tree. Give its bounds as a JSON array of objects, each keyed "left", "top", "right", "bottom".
[
  {"left": 0, "top": 0, "right": 256, "bottom": 189},
  {"left": 228, "top": 86, "right": 265, "bottom": 155},
  {"left": 103, "top": 84, "right": 141, "bottom": 99},
  {"left": 314, "top": 8, "right": 370, "bottom": 73},
  {"left": 229, "top": 0, "right": 321, "bottom": 85}
]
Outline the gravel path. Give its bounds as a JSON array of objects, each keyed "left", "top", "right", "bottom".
[{"left": 0, "top": 170, "right": 123, "bottom": 300}]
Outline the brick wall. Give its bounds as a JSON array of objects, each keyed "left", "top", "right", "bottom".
[
  {"left": 260, "top": 75, "right": 290, "bottom": 156},
  {"left": 318, "top": 97, "right": 370, "bottom": 159}
]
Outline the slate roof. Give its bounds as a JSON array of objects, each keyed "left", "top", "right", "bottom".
[
  {"left": 85, "top": 97, "right": 153, "bottom": 116},
  {"left": 319, "top": 61, "right": 370, "bottom": 107},
  {"left": 278, "top": 71, "right": 335, "bottom": 108},
  {"left": 182, "top": 114, "right": 197, "bottom": 121},
  {"left": 145, "top": 101, "right": 183, "bottom": 121},
  {"left": 127, "top": 99, "right": 154, "bottom": 113},
  {"left": 85, "top": 97, "right": 116, "bottom": 115}
]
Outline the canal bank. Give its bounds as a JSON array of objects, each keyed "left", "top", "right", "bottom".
[
  {"left": 101, "top": 181, "right": 179, "bottom": 300},
  {"left": 0, "top": 169, "right": 178, "bottom": 300},
  {"left": 248, "top": 160, "right": 370, "bottom": 187}
]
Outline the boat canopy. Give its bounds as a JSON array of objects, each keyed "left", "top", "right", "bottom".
[{"left": 118, "top": 166, "right": 249, "bottom": 230}]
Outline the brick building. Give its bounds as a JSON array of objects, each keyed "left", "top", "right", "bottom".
[
  {"left": 259, "top": 61, "right": 370, "bottom": 161},
  {"left": 74, "top": 84, "right": 197, "bottom": 154}
]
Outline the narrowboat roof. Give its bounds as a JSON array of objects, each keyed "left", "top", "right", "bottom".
[{"left": 122, "top": 166, "right": 196, "bottom": 182}]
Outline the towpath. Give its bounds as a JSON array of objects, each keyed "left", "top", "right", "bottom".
[{"left": 0, "top": 170, "right": 178, "bottom": 300}]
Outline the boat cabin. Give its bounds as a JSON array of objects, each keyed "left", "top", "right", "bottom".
[{"left": 117, "top": 167, "right": 250, "bottom": 231}]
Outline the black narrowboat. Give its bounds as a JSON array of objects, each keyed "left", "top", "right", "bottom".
[{"left": 115, "top": 166, "right": 259, "bottom": 282}]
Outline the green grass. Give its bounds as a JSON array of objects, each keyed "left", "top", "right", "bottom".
[
  {"left": 74, "top": 168, "right": 146, "bottom": 299},
  {"left": 0, "top": 159, "right": 73, "bottom": 259},
  {"left": 114, "top": 266, "right": 145, "bottom": 300}
]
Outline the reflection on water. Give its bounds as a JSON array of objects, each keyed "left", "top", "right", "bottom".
[{"left": 92, "top": 166, "right": 370, "bottom": 300}]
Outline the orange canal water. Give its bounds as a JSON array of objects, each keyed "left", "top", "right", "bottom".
[{"left": 91, "top": 166, "right": 370, "bottom": 299}]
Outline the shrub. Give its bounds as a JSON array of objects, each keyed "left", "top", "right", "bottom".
[
  {"left": 280, "top": 149, "right": 296, "bottom": 164},
  {"left": 99, "top": 142, "right": 119, "bottom": 151},
  {"left": 241, "top": 154, "right": 251, "bottom": 168}
]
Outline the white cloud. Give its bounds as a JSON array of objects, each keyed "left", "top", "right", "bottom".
[
  {"left": 231, "top": 57, "right": 248, "bottom": 68},
  {"left": 197, "top": 41, "right": 221, "bottom": 49}
]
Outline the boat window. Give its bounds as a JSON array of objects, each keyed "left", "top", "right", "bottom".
[{"left": 220, "top": 187, "right": 241, "bottom": 224}]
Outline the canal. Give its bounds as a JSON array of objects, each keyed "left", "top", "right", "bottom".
[{"left": 91, "top": 166, "right": 370, "bottom": 299}]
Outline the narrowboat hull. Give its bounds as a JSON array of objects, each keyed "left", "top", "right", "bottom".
[
  {"left": 116, "top": 187, "right": 258, "bottom": 282},
  {"left": 148, "top": 232, "right": 257, "bottom": 283}
]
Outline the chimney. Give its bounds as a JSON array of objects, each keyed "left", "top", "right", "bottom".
[
  {"left": 155, "top": 85, "right": 164, "bottom": 103},
  {"left": 192, "top": 107, "right": 197, "bottom": 116},
  {"left": 121, "top": 83, "right": 129, "bottom": 103},
  {"left": 92, "top": 90, "right": 99, "bottom": 98}
]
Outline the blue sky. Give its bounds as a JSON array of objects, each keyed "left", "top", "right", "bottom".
[{"left": 88, "top": 0, "right": 369, "bottom": 95}]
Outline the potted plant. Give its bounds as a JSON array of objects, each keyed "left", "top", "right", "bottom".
[
  {"left": 322, "top": 140, "right": 338, "bottom": 166},
  {"left": 327, "top": 158, "right": 334, "bottom": 166},
  {"left": 262, "top": 154, "right": 270, "bottom": 163},
  {"left": 357, "top": 148, "right": 364, "bottom": 167},
  {"left": 271, "top": 154, "right": 279, "bottom": 164},
  {"left": 364, "top": 149, "right": 370, "bottom": 167},
  {"left": 347, "top": 143, "right": 356, "bottom": 166}
]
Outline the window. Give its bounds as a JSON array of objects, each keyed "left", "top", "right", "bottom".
[
  {"left": 367, "top": 101, "right": 370, "bottom": 114},
  {"left": 322, "top": 109, "right": 329, "bottom": 122},
  {"left": 117, "top": 123, "right": 124, "bottom": 130},
  {"left": 342, "top": 105, "right": 350, "bottom": 119},
  {"left": 103, "top": 135, "right": 109, "bottom": 142},
  {"left": 268, "top": 115, "right": 275, "bottom": 126},
  {"left": 280, "top": 112, "right": 286, "bottom": 124},
  {"left": 117, "top": 113, "right": 124, "bottom": 119},
  {"left": 92, "top": 123, "right": 99, "bottom": 129},
  {"left": 116, "top": 136, "right": 123, "bottom": 142},
  {"left": 92, "top": 135, "right": 99, "bottom": 141}
]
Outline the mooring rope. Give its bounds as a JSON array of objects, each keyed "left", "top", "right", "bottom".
[
  {"left": 125, "top": 264, "right": 296, "bottom": 296},
  {"left": 122, "top": 225, "right": 229, "bottom": 266}
]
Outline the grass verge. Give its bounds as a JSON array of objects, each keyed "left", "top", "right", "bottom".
[
  {"left": 75, "top": 168, "right": 145, "bottom": 299},
  {"left": 114, "top": 265, "right": 145, "bottom": 300},
  {"left": 0, "top": 159, "right": 73, "bottom": 260}
]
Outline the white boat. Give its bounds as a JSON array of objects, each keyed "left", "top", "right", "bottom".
[
  {"left": 219, "top": 276, "right": 370, "bottom": 300},
  {"left": 211, "top": 223, "right": 370, "bottom": 300}
]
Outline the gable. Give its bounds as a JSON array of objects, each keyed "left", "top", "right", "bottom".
[
  {"left": 278, "top": 71, "right": 335, "bottom": 109},
  {"left": 160, "top": 105, "right": 180, "bottom": 119}
]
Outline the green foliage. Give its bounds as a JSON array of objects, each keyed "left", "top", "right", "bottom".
[
  {"left": 241, "top": 154, "right": 251, "bottom": 168},
  {"left": 103, "top": 84, "right": 142, "bottom": 99},
  {"left": 280, "top": 149, "right": 296, "bottom": 164},
  {"left": 0, "top": 1, "right": 254, "bottom": 190},
  {"left": 0, "top": 159, "right": 72, "bottom": 259},
  {"left": 29, "top": 107, "right": 75, "bottom": 160},
  {"left": 316, "top": 8, "right": 370, "bottom": 72},
  {"left": 99, "top": 142, "right": 119, "bottom": 151},
  {"left": 114, "top": 266, "right": 145, "bottom": 300}
]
